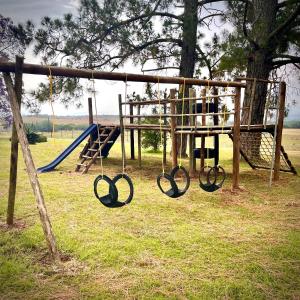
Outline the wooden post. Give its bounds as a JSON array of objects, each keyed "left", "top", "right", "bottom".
[
  {"left": 232, "top": 86, "right": 241, "bottom": 190},
  {"left": 200, "top": 88, "right": 206, "bottom": 170},
  {"left": 189, "top": 88, "right": 196, "bottom": 176},
  {"left": 88, "top": 97, "right": 93, "bottom": 125},
  {"left": 130, "top": 101, "right": 135, "bottom": 160},
  {"left": 118, "top": 94, "right": 126, "bottom": 168},
  {"left": 137, "top": 104, "right": 142, "bottom": 168},
  {"left": 273, "top": 82, "right": 286, "bottom": 181},
  {"left": 88, "top": 97, "right": 94, "bottom": 146},
  {"left": 170, "top": 89, "right": 177, "bottom": 168},
  {"left": 213, "top": 87, "right": 219, "bottom": 167},
  {"left": 3, "top": 72, "right": 60, "bottom": 261},
  {"left": 7, "top": 56, "right": 23, "bottom": 226},
  {"left": 163, "top": 92, "right": 167, "bottom": 166}
]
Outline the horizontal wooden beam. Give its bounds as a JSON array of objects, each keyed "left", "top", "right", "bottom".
[
  {"left": 0, "top": 61, "right": 246, "bottom": 88},
  {"left": 121, "top": 94, "right": 236, "bottom": 106}
]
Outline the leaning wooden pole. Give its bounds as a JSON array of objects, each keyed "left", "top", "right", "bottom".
[
  {"left": 273, "top": 82, "right": 286, "bottom": 181},
  {"left": 232, "top": 86, "right": 241, "bottom": 190},
  {"left": 7, "top": 56, "right": 23, "bottom": 226},
  {"left": 3, "top": 73, "right": 60, "bottom": 261}
]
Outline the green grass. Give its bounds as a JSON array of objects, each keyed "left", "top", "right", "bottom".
[{"left": 0, "top": 130, "right": 299, "bottom": 299}]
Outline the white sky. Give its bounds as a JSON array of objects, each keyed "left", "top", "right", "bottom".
[{"left": 1, "top": 0, "right": 299, "bottom": 119}]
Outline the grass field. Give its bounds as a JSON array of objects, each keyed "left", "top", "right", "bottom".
[{"left": 0, "top": 130, "right": 299, "bottom": 299}]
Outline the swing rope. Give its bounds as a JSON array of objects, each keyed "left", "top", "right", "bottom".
[
  {"left": 91, "top": 70, "right": 104, "bottom": 177},
  {"left": 157, "top": 77, "right": 165, "bottom": 174},
  {"left": 179, "top": 78, "right": 186, "bottom": 167}
]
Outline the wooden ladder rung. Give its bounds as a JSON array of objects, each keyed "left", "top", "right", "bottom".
[
  {"left": 94, "top": 140, "right": 114, "bottom": 144},
  {"left": 88, "top": 148, "right": 98, "bottom": 152},
  {"left": 82, "top": 155, "right": 92, "bottom": 159},
  {"left": 77, "top": 163, "right": 88, "bottom": 167}
]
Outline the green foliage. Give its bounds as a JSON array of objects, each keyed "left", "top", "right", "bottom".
[
  {"left": 219, "top": 0, "right": 300, "bottom": 74},
  {"left": 141, "top": 110, "right": 162, "bottom": 152},
  {"left": 24, "top": 125, "right": 47, "bottom": 144},
  {"left": 24, "top": 120, "right": 88, "bottom": 132}
]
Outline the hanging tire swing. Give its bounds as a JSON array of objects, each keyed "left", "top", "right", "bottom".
[
  {"left": 199, "top": 165, "right": 226, "bottom": 193},
  {"left": 198, "top": 80, "right": 226, "bottom": 193},
  {"left": 93, "top": 72, "right": 134, "bottom": 208},
  {"left": 156, "top": 77, "right": 190, "bottom": 198}
]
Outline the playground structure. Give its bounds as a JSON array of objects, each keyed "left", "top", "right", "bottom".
[{"left": 1, "top": 57, "right": 297, "bottom": 259}]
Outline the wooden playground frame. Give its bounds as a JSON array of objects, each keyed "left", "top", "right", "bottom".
[{"left": 0, "top": 57, "right": 288, "bottom": 260}]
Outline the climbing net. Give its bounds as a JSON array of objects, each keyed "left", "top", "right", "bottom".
[{"left": 239, "top": 131, "right": 295, "bottom": 173}]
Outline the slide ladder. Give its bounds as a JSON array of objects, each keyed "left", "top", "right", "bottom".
[{"left": 75, "top": 125, "right": 120, "bottom": 174}]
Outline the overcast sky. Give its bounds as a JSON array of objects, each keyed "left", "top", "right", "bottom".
[{"left": 1, "top": 0, "right": 299, "bottom": 119}]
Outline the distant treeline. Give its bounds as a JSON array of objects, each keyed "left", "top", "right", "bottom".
[
  {"left": 25, "top": 120, "right": 89, "bottom": 132},
  {"left": 284, "top": 120, "right": 300, "bottom": 128}
]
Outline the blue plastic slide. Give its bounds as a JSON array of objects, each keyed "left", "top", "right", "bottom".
[{"left": 37, "top": 124, "right": 97, "bottom": 173}]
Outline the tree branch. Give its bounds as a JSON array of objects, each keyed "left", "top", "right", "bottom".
[
  {"left": 272, "top": 56, "right": 300, "bottom": 69},
  {"left": 242, "top": 1, "right": 260, "bottom": 50},
  {"left": 277, "top": 1, "right": 288, "bottom": 9},
  {"left": 141, "top": 66, "right": 179, "bottom": 72},
  {"left": 198, "top": 13, "right": 223, "bottom": 23},
  {"left": 268, "top": 4, "right": 300, "bottom": 41}
]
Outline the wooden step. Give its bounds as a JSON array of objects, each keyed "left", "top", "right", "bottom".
[
  {"left": 88, "top": 148, "right": 98, "bottom": 152},
  {"left": 82, "top": 155, "right": 92, "bottom": 159},
  {"left": 94, "top": 140, "right": 114, "bottom": 144},
  {"left": 77, "top": 163, "right": 88, "bottom": 167}
]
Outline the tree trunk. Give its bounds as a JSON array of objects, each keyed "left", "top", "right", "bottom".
[
  {"left": 177, "top": 0, "right": 198, "bottom": 157},
  {"left": 241, "top": 0, "right": 278, "bottom": 159}
]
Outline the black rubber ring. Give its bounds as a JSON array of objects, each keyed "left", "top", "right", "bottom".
[
  {"left": 199, "top": 166, "right": 226, "bottom": 192},
  {"left": 199, "top": 166, "right": 217, "bottom": 186},
  {"left": 157, "top": 172, "right": 180, "bottom": 198},
  {"left": 110, "top": 173, "right": 134, "bottom": 206},
  {"left": 170, "top": 165, "right": 190, "bottom": 196},
  {"left": 94, "top": 175, "right": 119, "bottom": 207},
  {"left": 208, "top": 166, "right": 226, "bottom": 187}
]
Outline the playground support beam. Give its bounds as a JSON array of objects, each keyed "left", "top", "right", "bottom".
[
  {"left": 170, "top": 89, "right": 178, "bottom": 168},
  {"left": 137, "top": 104, "right": 142, "bottom": 168},
  {"left": 130, "top": 101, "right": 135, "bottom": 160},
  {"left": 188, "top": 88, "right": 196, "bottom": 176},
  {"left": 118, "top": 94, "right": 126, "bottom": 168},
  {"left": 274, "top": 82, "right": 286, "bottom": 181},
  {"left": 3, "top": 73, "right": 60, "bottom": 261},
  {"left": 7, "top": 56, "right": 23, "bottom": 226},
  {"left": 0, "top": 61, "right": 246, "bottom": 88},
  {"left": 232, "top": 86, "right": 241, "bottom": 190},
  {"left": 88, "top": 97, "right": 93, "bottom": 147}
]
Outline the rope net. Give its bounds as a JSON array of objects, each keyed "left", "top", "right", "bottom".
[{"left": 239, "top": 131, "right": 295, "bottom": 173}]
